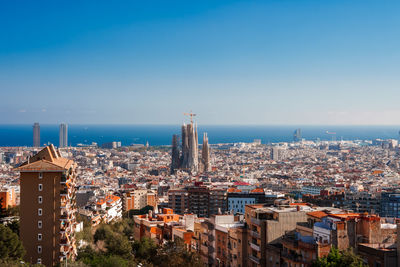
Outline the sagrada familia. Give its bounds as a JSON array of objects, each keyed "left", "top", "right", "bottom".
[{"left": 171, "top": 120, "right": 211, "bottom": 174}]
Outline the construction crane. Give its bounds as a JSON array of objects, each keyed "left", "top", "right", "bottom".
[
  {"left": 183, "top": 111, "right": 197, "bottom": 124},
  {"left": 240, "top": 164, "right": 252, "bottom": 178}
]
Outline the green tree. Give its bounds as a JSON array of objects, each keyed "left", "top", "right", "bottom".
[
  {"left": 93, "top": 224, "right": 112, "bottom": 243},
  {"left": 132, "top": 237, "right": 158, "bottom": 263},
  {"left": 110, "top": 219, "right": 134, "bottom": 241},
  {"left": 6, "top": 205, "right": 20, "bottom": 217},
  {"left": 105, "top": 232, "right": 132, "bottom": 259},
  {"left": 312, "top": 247, "right": 366, "bottom": 267},
  {"left": 0, "top": 259, "right": 43, "bottom": 266},
  {"left": 76, "top": 214, "right": 91, "bottom": 228},
  {"left": 76, "top": 246, "right": 136, "bottom": 267},
  {"left": 0, "top": 224, "right": 25, "bottom": 261},
  {"left": 155, "top": 238, "right": 202, "bottom": 267},
  {"left": 6, "top": 220, "right": 20, "bottom": 235},
  {"left": 76, "top": 224, "right": 93, "bottom": 244}
]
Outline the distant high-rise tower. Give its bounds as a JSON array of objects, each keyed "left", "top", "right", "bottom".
[
  {"left": 59, "top": 123, "right": 68, "bottom": 148},
  {"left": 293, "top": 128, "right": 301, "bottom": 142},
  {"left": 271, "top": 146, "right": 282, "bottom": 161},
  {"left": 16, "top": 145, "right": 77, "bottom": 266},
  {"left": 33, "top": 122, "right": 40, "bottom": 147},
  {"left": 202, "top": 133, "right": 211, "bottom": 172}
]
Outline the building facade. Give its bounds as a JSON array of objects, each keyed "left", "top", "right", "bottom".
[
  {"left": 122, "top": 189, "right": 158, "bottom": 212},
  {"left": 228, "top": 191, "right": 265, "bottom": 214},
  {"left": 0, "top": 188, "right": 16, "bottom": 209},
  {"left": 59, "top": 123, "right": 68, "bottom": 148},
  {"left": 381, "top": 192, "right": 400, "bottom": 218},
  {"left": 33, "top": 122, "right": 40, "bottom": 147},
  {"left": 16, "top": 145, "right": 77, "bottom": 266}
]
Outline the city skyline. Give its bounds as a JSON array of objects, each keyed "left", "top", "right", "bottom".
[
  {"left": 3, "top": 2, "right": 400, "bottom": 265},
  {"left": 1, "top": 0, "right": 400, "bottom": 125}
]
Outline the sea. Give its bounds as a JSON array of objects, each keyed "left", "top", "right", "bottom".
[{"left": 0, "top": 125, "right": 400, "bottom": 147}]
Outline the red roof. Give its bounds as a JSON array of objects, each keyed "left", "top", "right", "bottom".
[
  {"left": 234, "top": 182, "right": 250, "bottom": 186},
  {"left": 307, "top": 211, "right": 328, "bottom": 219}
]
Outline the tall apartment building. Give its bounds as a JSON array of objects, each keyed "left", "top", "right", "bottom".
[
  {"left": 59, "top": 123, "right": 68, "bottom": 148},
  {"left": 245, "top": 204, "right": 309, "bottom": 267},
  {"left": 16, "top": 145, "right": 77, "bottom": 266},
  {"left": 33, "top": 122, "right": 40, "bottom": 147},
  {"left": 381, "top": 192, "right": 400, "bottom": 218},
  {"left": 168, "top": 189, "right": 189, "bottom": 214},
  {"left": 270, "top": 147, "right": 282, "bottom": 161},
  {"left": 188, "top": 186, "right": 227, "bottom": 218},
  {"left": 198, "top": 214, "right": 246, "bottom": 266},
  {"left": 293, "top": 128, "right": 302, "bottom": 142}
]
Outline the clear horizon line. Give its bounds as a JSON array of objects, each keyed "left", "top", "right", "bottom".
[{"left": 1, "top": 123, "right": 400, "bottom": 127}]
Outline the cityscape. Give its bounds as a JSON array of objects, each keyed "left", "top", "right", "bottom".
[
  {"left": 2, "top": 120, "right": 400, "bottom": 267},
  {"left": 2, "top": 1, "right": 400, "bottom": 267}
]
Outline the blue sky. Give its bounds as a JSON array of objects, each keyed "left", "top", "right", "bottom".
[{"left": 1, "top": 0, "right": 399, "bottom": 125}]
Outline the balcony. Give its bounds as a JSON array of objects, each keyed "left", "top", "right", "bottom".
[
  {"left": 60, "top": 212, "right": 75, "bottom": 222},
  {"left": 60, "top": 202, "right": 70, "bottom": 209},
  {"left": 250, "top": 230, "right": 260, "bottom": 239},
  {"left": 249, "top": 255, "right": 260, "bottom": 264},
  {"left": 250, "top": 242, "right": 260, "bottom": 252}
]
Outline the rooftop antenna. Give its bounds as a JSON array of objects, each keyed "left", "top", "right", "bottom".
[{"left": 183, "top": 111, "right": 197, "bottom": 124}]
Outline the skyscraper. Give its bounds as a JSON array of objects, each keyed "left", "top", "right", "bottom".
[
  {"left": 59, "top": 123, "right": 68, "bottom": 148},
  {"left": 271, "top": 146, "right": 282, "bottom": 161},
  {"left": 33, "top": 122, "right": 40, "bottom": 147},
  {"left": 293, "top": 128, "right": 302, "bottom": 142},
  {"left": 16, "top": 145, "right": 77, "bottom": 266}
]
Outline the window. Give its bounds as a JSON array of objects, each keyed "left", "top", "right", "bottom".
[
  {"left": 38, "top": 208, "right": 42, "bottom": 216},
  {"left": 39, "top": 172, "right": 43, "bottom": 179},
  {"left": 38, "top": 196, "right": 42, "bottom": 204},
  {"left": 37, "top": 258, "right": 41, "bottom": 264},
  {"left": 38, "top": 221, "right": 42, "bottom": 229},
  {"left": 38, "top": 184, "right": 43, "bottom": 191},
  {"left": 37, "top": 246, "right": 42, "bottom": 254},
  {"left": 38, "top": 233, "right": 42, "bottom": 241}
]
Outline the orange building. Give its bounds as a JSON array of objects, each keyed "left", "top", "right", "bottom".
[
  {"left": 133, "top": 208, "right": 180, "bottom": 243},
  {"left": 15, "top": 145, "right": 77, "bottom": 267},
  {"left": 0, "top": 188, "right": 16, "bottom": 209},
  {"left": 172, "top": 227, "right": 194, "bottom": 249}
]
